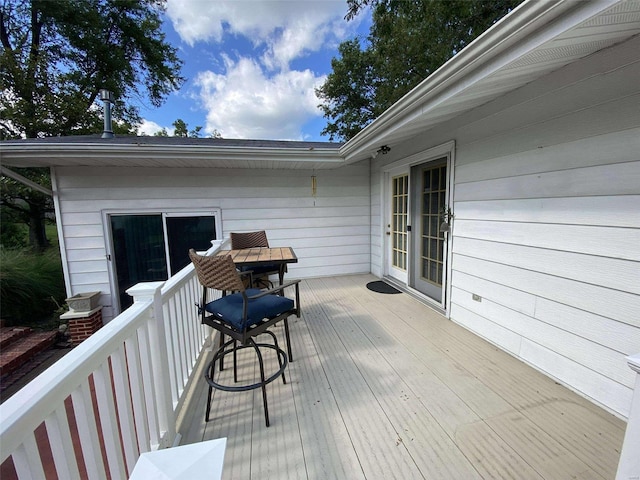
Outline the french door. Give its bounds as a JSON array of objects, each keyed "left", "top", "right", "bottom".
[
  {"left": 410, "top": 160, "right": 448, "bottom": 302},
  {"left": 385, "top": 151, "right": 453, "bottom": 309}
]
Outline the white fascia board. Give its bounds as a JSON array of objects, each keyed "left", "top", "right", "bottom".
[
  {"left": 340, "top": 0, "right": 621, "bottom": 163},
  {"left": 0, "top": 143, "right": 345, "bottom": 167}
]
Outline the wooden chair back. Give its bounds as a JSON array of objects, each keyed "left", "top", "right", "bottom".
[
  {"left": 189, "top": 249, "right": 245, "bottom": 293},
  {"left": 230, "top": 231, "right": 270, "bottom": 250}
]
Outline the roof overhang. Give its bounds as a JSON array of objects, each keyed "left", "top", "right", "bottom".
[
  {"left": 1, "top": 0, "right": 638, "bottom": 170},
  {"left": 0, "top": 140, "right": 345, "bottom": 170},
  {"left": 340, "top": 0, "right": 640, "bottom": 163}
]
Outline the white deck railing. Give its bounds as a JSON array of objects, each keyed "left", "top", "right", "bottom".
[
  {"left": 616, "top": 353, "right": 640, "bottom": 479},
  {"left": 0, "top": 240, "right": 227, "bottom": 479}
]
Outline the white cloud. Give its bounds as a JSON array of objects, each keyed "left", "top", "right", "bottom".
[
  {"left": 196, "top": 57, "right": 325, "bottom": 140},
  {"left": 167, "top": 1, "right": 348, "bottom": 43},
  {"left": 164, "top": 0, "right": 365, "bottom": 140},
  {"left": 166, "top": 0, "right": 356, "bottom": 70},
  {"left": 137, "top": 119, "right": 173, "bottom": 136}
]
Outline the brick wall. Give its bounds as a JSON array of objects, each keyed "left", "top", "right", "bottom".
[{"left": 67, "top": 309, "right": 103, "bottom": 344}]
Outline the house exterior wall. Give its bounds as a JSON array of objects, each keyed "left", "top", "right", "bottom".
[
  {"left": 52, "top": 162, "right": 371, "bottom": 322},
  {"left": 370, "top": 35, "right": 640, "bottom": 417}
]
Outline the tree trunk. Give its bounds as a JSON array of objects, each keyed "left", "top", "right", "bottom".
[{"left": 28, "top": 203, "right": 49, "bottom": 252}]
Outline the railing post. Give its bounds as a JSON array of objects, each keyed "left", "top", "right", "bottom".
[
  {"left": 616, "top": 353, "right": 640, "bottom": 480},
  {"left": 127, "top": 282, "right": 176, "bottom": 449}
]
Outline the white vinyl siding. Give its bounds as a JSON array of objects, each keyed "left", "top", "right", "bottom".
[
  {"left": 370, "top": 35, "right": 640, "bottom": 417},
  {"left": 449, "top": 39, "right": 640, "bottom": 418},
  {"left": 450, "top": 137, "right": 640, "bottom": 417},
  {"left": 53, "top": 162, "right": 370, "bottom": 321}
]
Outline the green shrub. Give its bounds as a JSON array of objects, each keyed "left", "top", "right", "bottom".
[
  {"left": 0, "top": 222, "right": 28, "bottom": 249},
  {"left": 0, "top": 248, "right": 66, "bottom": 327}
]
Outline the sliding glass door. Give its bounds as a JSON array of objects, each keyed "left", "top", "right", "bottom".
[{"left": 109, "top": 211, "right": 219, "bottom": 311}]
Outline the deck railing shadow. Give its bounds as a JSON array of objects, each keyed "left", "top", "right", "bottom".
[{"left": 0, "top": 239, "right": 228, "bottom": 479}]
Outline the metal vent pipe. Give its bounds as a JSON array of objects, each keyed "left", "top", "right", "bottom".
[{"left": 99, "top": 89, "right": 114, "bottom": 139}]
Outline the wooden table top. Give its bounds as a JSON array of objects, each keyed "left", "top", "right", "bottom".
[{"left": 216, "top": 246, "right": 297, "bottom": 265}]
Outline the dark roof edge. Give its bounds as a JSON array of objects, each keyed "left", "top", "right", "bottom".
[{"left": 0, "top": 135, "right": 344, "bottom": 150}]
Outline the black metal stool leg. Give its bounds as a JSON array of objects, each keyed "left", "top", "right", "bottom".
[
  {"left": 249, "top": 338, "right": 270, "bottom": 427},
  {"left": 283, "top": 318, "right": 293, "bottom": 362},
  {"left": 205, "top": 361, "right": 214, "bottom": 421},
  {"left": 264, "top": 330, "right": 287, "bottom": 384},
  {"left": 219, "top": 332, "right": 225, "bottom": 371},
  {"left": 233, "top": 339, "right": 238, "bottom": 383}
]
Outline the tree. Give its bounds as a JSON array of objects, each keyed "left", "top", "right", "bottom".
[
  {"left": 317, "top": 0, "right": 523, "bottom": 141},
  {"left": 152, "top": 119, "right": 222, "bottom": 138},
  {"left": 172, "top": 118, "right": 202, "bottom": 138},
  {"left": 0, "top": 0, "right": 184, "bottom": 249},
  {"left": 1, "top": 0, "right": 184, "bottom": 139},
  {"left": 0, "top": 168, "right": 53, "bottom": 251},
  {"left": 316, "top": 39, "right": 378, "bottom": 142}
]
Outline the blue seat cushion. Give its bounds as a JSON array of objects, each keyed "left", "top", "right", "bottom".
[{"left": 205, "top": 288, "right": 294, "bottom": 330}]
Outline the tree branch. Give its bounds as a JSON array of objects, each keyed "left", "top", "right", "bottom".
[{"left": 0, "top": 10, "right": 13, "bottom": 50}]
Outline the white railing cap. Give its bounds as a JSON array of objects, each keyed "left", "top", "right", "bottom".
[
  {"left": 627, "top": 353, "right": 640, "bottom": 374},
  {"left": 127, "top": 281, "right": 165, "bottom": 300}
]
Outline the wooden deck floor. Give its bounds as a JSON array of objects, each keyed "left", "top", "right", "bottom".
[{"left": 181, "top": 274, "right": 626, "bottom": 480}]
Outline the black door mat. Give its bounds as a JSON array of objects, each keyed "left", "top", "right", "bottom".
[{"left": 366, "top": 281, "right": 402, "bottom": 294}]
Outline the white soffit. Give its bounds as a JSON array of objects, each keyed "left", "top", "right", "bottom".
[{"left": 341, "top": 0, "right": 640, "bottom": 163}]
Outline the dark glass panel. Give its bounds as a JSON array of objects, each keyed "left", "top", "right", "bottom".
[
  {"left": 166, "top": 216, "right": 216, "bottom": 275},
  {"left": 430, "top": 193, "right": 439, "bottom": 214},
  {"left": 111, "top": 215, "right": 166, "bottom": 310},
  {"left": 431, "top": 168, "right": 440, "bottom": 191},
  {"left": 430, "top": 215, "right": 439, "bottom": 237},
  {"left": 429, "top": 261, "right": 438, "bottom": 282},
  {"left": 423, "top": 170, "right": 431, "bottom": 193}
]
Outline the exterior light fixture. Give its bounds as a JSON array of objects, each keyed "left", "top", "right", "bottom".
[{"left": 440, "top": 207, "right": 454, "bottom": 233}]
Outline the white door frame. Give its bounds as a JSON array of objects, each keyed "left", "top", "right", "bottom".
[{"left": 381, "top": 141, "right": 456, "bottom": 315}]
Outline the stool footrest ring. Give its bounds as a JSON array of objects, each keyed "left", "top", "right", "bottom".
[{"left": 206, "top": 342, "right": 288, "bottom": 392}]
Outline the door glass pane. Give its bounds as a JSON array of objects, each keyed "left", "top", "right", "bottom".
[
  {"left": 423, "top": 170, "right": 431, "bottom": 192},
  {"left": 430, "top": 193, "right": 439, "bottom": 214},
  {"left": 419, "top": 163, "right": 447, "bottom": 287},
  {"left": 166, "top": 216, "right": 216, "bottom": 275},
  {"left": 431, "top": 168, "right": 440, "bottom": 191},
  {"left": 430, "top": 215, "right": 438, "bottom": 237},
  {"left": 110, "top": 215, "right": 167, "bottom": 310},
  {"left": 392, "top": 174, "right": 409, "bottom": 271}
]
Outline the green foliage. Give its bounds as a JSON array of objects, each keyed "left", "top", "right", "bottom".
[
  {"left": 153, "top": 127, "right": 169, "bottom": 137},
  {"left": 1, "top": 0, "right": 184, "bottom": 249},
  {"left": 0, "top": 167, "right": 54, "bottom": 251},
  {"left": 0, "top": 247, "right": 66, "bottom": 327},
  {"left": 0, "top": 0, "right": 184, "bottom": 139},
  {"left": 316, "top": 39, "right": 378, "bottom": 142},
  {"left": 152, "top": 119, "right": 220, "bottom": 138},
  {"left": 172, "top": 118, "right": 203, "bottom": 138},
  {"left": 0, "top": 220, "right": 27, "bottom": 249},
  {"left": 318, "top": 0, "right": 523, "bottom": 141}
]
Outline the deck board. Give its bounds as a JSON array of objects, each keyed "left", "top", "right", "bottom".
[{"left": 181, "top": 274, "right": 626, "bottom": 479}]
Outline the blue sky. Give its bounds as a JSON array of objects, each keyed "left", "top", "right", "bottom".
[{"left": 136, "top": 0, "right": 371, "bottom": 142}]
